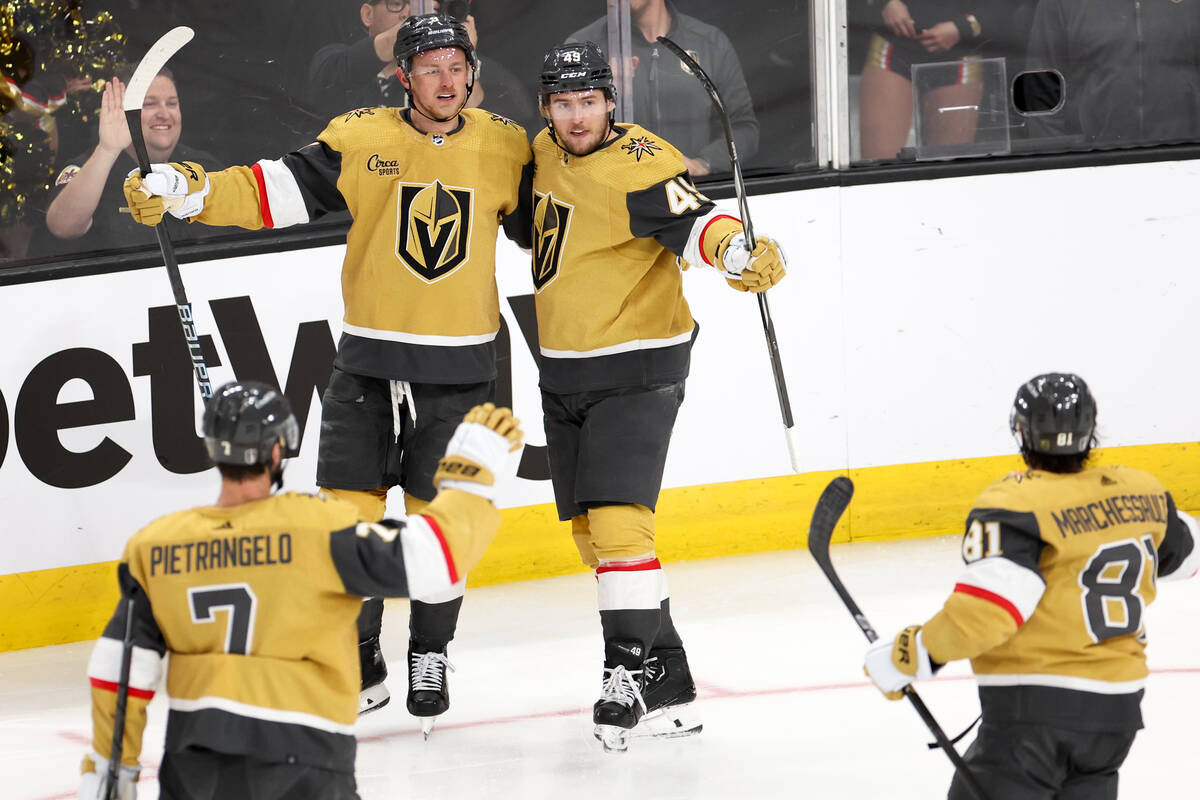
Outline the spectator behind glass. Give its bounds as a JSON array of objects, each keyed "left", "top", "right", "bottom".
[
  {"left": 568, "top": 0, "right": 757, "bottom": 178},
  {"left": 308, "top": 0, "right": 538, "bottom": 134},
  {"left": 857, "top": 0, "right": 996, "bottom": 160},
  {"left": 1025, "top": 0, "right": 1200, "bottom": 148},
  {"left": 39, "top": 66, "right": 220, "bottom": 255}
]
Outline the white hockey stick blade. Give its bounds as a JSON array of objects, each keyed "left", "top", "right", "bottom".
[{"left": 123, "top": 26, "right": 194, "bottom": 111}]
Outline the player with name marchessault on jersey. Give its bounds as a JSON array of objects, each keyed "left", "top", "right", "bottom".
[
  {"left": 120, "top": 14, "right": 533, "bottom": 734},
  {"left": 864, "top": 372, "right": 1200, "bottom": 799},
  {"left": 528, "top": 42, "right": 788, "bottom": 753},
  {"left": 78, "top": 381, "right": 522, "bottom": 799}
]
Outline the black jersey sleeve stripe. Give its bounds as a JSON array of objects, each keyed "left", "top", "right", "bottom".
[
  {"left": 1158, "top": 493, "right": 1199, "bottom": 580},
  {"left": 626, "top": 171, "right": 716, "bottom": 257},
  {"left": 964, "top": 507, "right": 1047, "bottom": 573},
  {"left": 501, "top": 158, "right": 534, "bottom": 250},
  {"left": 329, "top": 521, "right": 410, "bottom": 597},
  {"left": 100, "top": 562, "right": 168, "bottom": 657},
  {"left": 280, "top": 141, "right": 348, "bottom": 221}
]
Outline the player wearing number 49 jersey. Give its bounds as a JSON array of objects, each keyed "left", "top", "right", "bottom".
[
  {"left": 78, "top": 382, "right": 522, "bottom": 800},
  {"left": 530, "top": 42, "right": 788, "bottom": 753},
  {"left": 865, "top": 373, "right": 1199, "bottom": 800}
]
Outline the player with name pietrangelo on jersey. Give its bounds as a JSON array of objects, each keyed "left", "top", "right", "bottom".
[
  {"left": 121, "top": 15, "right": 533, "bottom": 732},
  {"left": 78, "top": 382, "right": 523, "bottom": 799},
  {"left": 529, "top": 42, "right": 788, "bottom": 753},
  {"left": 864, "top": 373, "right": 1200, "bottom": 799}
]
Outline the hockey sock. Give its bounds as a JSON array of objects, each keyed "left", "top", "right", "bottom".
[
  {"left": 357, "top": 596, "right": 385, "bottom": 643},
  {"left": 597, "top": 557, "right": 666, "bottom": 663},
  {"left": 652, "top": 597, "right": 684, "bottom": 649},
  {"left": 410, "top": 594, "right": 465, "bottom": 650}
]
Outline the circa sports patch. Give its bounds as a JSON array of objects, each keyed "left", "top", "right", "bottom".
[{"left": 55, "top": 165, "right": 81, "bottom": 186}]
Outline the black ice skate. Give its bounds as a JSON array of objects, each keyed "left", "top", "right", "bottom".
[
  {"left": 635, "top": 647, "right": 701, "bottom": 738},
  {"left": 358, "top": 636, "right": 390, "bottom": 716},
  {"left": 592, "top": 640, "right": 648, "bottom": 753},
  {"left": 407, "top": 642, "right": 454, "bottom": 739}
]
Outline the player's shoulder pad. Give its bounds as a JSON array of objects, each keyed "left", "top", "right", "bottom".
[
  {"left": 613, "top": 124, "right": 687, "bottom": 188},
  {"left": 466, "top": 107, "right": 531, "bottom": 155},
  {"left": 974, "top": 470, "right": 1041, "bottom": 513},
  {"left": 1093, "top": 463, "right": 1165, "bottom": 493},
  {"left": 318, "top": 106, "right": 391, "bottom": 148},
  {"left": 277, "top": 490, "right": 362, "bottom": 525}
]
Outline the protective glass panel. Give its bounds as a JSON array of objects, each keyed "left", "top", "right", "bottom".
[{"left": 911, "top": 56, "right": 1009, "bottom": 160}]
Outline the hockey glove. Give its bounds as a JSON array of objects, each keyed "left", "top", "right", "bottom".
[
  {"left": 122, "top": 161, "right": 209, "bottom": 226},
  {"left": 79, "top": 752, "right": 139, "bottom": 800},
  {"left": 433, "top": 403, "right": 523, "bottom": 503},
  {"left": 717, "top": 233, "right": 787, "bottom": 293},
  {"left": 864, "top": 625, "right": 934, "bottom": 700}
]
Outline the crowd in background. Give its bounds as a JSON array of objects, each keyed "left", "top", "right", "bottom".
[{"left": 3, "top": 0, "right": 1199, "bottom": 266}]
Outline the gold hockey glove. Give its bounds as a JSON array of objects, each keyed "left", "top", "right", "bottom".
[
  {"left": 718, "top": 233, "right": 787, "bottom": 293},
  {"left": 863, "top": 625, "right": 934, "bottom": 700},
  {"left": 122, "top": 161, "right": 209, "bottom": 226},
  {"left": 433, "top": 403, "right": 523, "bottom": 502}
]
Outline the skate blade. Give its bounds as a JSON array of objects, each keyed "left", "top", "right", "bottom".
[
  {"left": 631, "top": 703, "right": 702, "bottom": 739},
  {"left": 358, "top": 684, "right": 391, "bottom": 717},
  {"left": 421, "top": 716, "right": 436, "bottom": 740},
  {"left": 594, "top": 724, "right": 632, "bottom": 753}
]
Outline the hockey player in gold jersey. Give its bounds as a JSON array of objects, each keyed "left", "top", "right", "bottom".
[
  {"left": 864, "top": 373, "right": 1200, "bottom": 799},
  {"left": 530, "top": 42, "right": 788, "bottom": 752},
  {"left": 78, "top": 381, "right": 522, "bottom": 799},
  {"left": 121, "top": 15, "right": 533, "bottom": 729}
]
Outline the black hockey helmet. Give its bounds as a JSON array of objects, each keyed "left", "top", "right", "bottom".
[
  {"left": 538, "top": 42, "right": 614, "bottom": 103},
  {"left": 393, "top": 14, "right": 477, "bottom": 75},
  {"left": 1009, "top": 372, "right": 1096, "bottom": 455},
  {"left": 202, "top": 381, "right": 299, "bottom": 466}
]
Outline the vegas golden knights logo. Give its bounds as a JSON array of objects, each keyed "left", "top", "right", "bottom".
[
  {"left": 532, "top": 190, "right": 573, "bottom": 291},
  {"left": 396, "top": 180, "right": 474, "bottom": 282}
]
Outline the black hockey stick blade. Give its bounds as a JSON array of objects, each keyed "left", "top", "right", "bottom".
[
  {"left": 122, "top": 28, "right": 214, "bottom": 401},
  {"left": 805, "top": 476, "right": 878, "bottom": 642}
]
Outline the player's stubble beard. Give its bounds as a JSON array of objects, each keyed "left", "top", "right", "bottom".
[{"left": 555, "top": 117, "right": 612, "bottom": 157}]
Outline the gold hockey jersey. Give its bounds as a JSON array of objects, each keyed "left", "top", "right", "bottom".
[
  {"left": 85, "top": 489, "right": 499, "bottom": 773},
  {"left": 922, "top": 465, "right": 1199, "bottom": 730},
  {"left": 196, "top": 108, "right": 532, "bottom": 383},
  {"left": 530, "top": 124, "right": 742, "bottom": 392}
]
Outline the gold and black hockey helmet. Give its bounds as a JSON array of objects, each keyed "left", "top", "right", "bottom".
[
  {"left": 202, "top": 380, "right": 299, "bottom": 466},
  {"left": 538, "top": 42, "right": 614, "bottom": 101},
  {"left": 1009, "top": 372, "right": 1097, "bottom": 455},
  {"left": 394, "top": 14, "right": 477, "bottom": 74}
]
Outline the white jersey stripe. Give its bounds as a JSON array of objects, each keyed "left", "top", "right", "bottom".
[
  {"left": 342, "top": 322, "right": 499, "bottom": 347},
  {"left": 540, "top": 329, "right": 695, "bottom": 360},
  {"left": 87, "top": 638, "right": 163, "bottom": 692},
  {"left": 254, "top": 158, "right": 310, "bottom": 228},
  {"left": 957, "top": 556, "right": 1046, "bottom": 623},
  {"left": 1161, "top": 510, "right": 1200, "bottom": 582},
  {"left": 682, "top": 207, "right": 739, "bottom": 271},
  {"left": 168, "top": 696, "right": 356, "bottom": 735},
  {"left": 975, "top": 672, "right": 1146, "bottom": 695},
  {"left": 401, "top": 515, "right": 455, "bottom": 603}
]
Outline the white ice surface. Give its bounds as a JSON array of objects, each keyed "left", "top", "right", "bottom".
[{"left": 4, "top": 536, "right": 1197, "bottom": 799}]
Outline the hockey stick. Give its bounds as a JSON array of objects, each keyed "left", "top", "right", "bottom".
[
  {"left": 806, "top": 477, "right": 990, "bottom": 800},
  {"left": 122, "top": 26, "right": 213, "bottom": 402},
  {"left": 656, "top": 36, "right": 800, "bottom": 473},
  {"left": 104, "top": 596, "right": 136, "bottom": 800}
]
